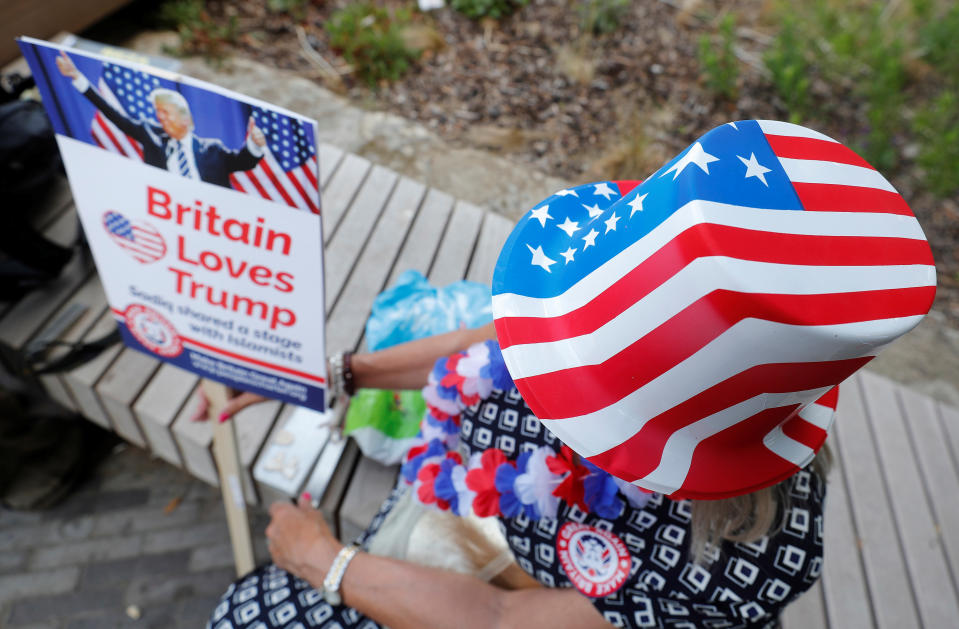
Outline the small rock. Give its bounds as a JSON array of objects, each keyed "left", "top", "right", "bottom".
[
  {"left": 650, "top": 64, "right": 664, "bottom": 75},
  {"left": 126, "top": 605, "right": 142, "bottom": 620}
]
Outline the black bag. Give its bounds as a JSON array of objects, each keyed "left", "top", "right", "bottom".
[
  {"left": 0, "top": 386, "right": 118, "bottom": 510},
  {"left": 0, "top": 75, "right": 73, "bottom": 301}
]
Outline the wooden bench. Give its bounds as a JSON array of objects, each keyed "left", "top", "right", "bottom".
[
  {"left": 0, "top": 143, "right": 515, "bottom": 543},
  {"left": 3, "top": 142, "right": 958, "bottom": 628}
]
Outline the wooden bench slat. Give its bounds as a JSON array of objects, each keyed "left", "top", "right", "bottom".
[
  {"left": 171, "top": 386, "right": 218, "bottom": 487},
  {"left": 61, "top": 309, "right": 124, "bottom": 430},
  {"left": 318, "top": 143, "right": 346, "bottom": 189},
  {"left": 834, "top": 374, "right": 920, "bottom": 629},
  {"left": 428, "top": 200, "right": 484, "bottom": 287},
  {"left": 386, "top": 188, "right": 456, "bottom": 288},
  {"left": 325, "top": 177, "right": 427, "bottom": 352},
  {"left": 466, "top": 211, "right": 513, "bottom": 286},
  {"left": 233, "top": 399, "right": 284, "bottom": 506},
  {"left": 95, "top": 348, "right": 163, "bottom": 448},
  {"left": 33, "top": 272, "right": 109, "bottom": 411},
  {"left": 858, "top": 371, "right": 959, "bottom": 626},
  {"left": 133, "top": 363, "right": 199, "bottom": 467},
  {"left": 818, "top": 433, "right": 873, "bottom": 629},
  {"left": 782, "top": 579, "right": 827, "bottom": 629},
  {"left": 338, "top": 455, "right": 399, "bottom": 544},
  {"left": 896, "top": 386, "right": 959, "bottom": 602},
  {"left": 937, "top": 402, "right": 959, "bottom": 485},
  {"left": 321, "top": 153, "right": 372, "bottom": 242},
  {"left": 253, "top": 404, "right": 333, "bottom": 507},
  {"left": 324, "top": 165, "right": 399, "bottom": 310}
]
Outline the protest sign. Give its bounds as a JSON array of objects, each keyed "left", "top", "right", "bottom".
[{"left": 18, "top": 37, "right": 328, "bottom": 412}]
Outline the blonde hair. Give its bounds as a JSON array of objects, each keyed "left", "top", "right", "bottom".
[{"left": 688, "top": 443, "right": 833, "bottom": 563}]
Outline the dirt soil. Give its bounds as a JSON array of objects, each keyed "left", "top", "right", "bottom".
[{"left": 196, "top": 0, "right": 958, "bottom": 323}]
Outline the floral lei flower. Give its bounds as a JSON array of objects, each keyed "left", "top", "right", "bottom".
[{"left": 402, "top": 340, "right": 651, "bottom": 520}]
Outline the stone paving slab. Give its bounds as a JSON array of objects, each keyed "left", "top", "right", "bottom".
[{"left": 0, "top": 445, "right": 271, "bottom": 629}]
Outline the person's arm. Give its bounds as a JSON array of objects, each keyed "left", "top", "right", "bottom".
[
  {"left": 219, "top": 117, "right": 267, "bottom": 173},
  {"left": 268, "top": 495, "right": 612, "bottom": 629},
  {"left": 55, "top": 51, "right": 150, "bottom": 143},
  {"left": 351, "top": 321, "right": 496, "bottom": 390},
  {"left": 206, "top": 322, "right": 497, "bottom": 419}
]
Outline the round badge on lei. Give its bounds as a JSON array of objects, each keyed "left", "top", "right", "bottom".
[
  {"left": 556, "top": 522, "right": 630, "bottom": 598},
  {"left": 124, "top": 304, "right": 183, "bottom": 357}
]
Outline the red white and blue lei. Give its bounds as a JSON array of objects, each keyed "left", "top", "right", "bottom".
[{"left": 401, "top": 340, "right": 652, "bottom": 521}]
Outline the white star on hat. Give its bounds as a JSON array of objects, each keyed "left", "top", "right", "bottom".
[
  {"left": 660, "top": 142, "right": 720, "bottom": 180},
  {"left": 560, "top": 247, "right": 576, "bottom": 264},
  {"left": 582, "top": 229, "right": 599, "bottom": 250},
  {"left": 557, "top": 216, "right": 580, "bottom": 237},
  {"left": 593, "top": 182, "right": 616, "bottom": 200},
  {"left": 604, "top": 213, "right": 620, "bottom": 234},
  {"left": 627, "top": 193, "right": 648, "bottom": 218},
  {"left": 526, "top": 244, "right": 557, "bottom": 272},
  {"left": 555, "top": 188, "right": 579, "bottom": 197},
  {"left": 582, "top": 203, "right": 603, "bottom": 219},
  {"left": 737, "top": 152, "right": 772, "bottom": 186},
  {"left": 529, "top": 204, "right": 552, "bottom": 227}
]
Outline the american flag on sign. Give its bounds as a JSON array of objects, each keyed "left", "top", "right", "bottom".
[
  {"left": 229, "top": 107, "right": 320, "bottom": 214},
  {"left": 87, "top": 65, "right": 319, "bottom": 214},
  {"left": 491, "top": 120, "right": 936, "bottom": 499},
  {"left": 102, "top": 211, "right": 167, "bottom": 264},
  {"left": 89, "top": 64, "right": 156, "bottom": 159}
]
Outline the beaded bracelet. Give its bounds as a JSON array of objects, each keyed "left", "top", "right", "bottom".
[{"left": 327, "top": 350, "right": 355, "bottom": 399}]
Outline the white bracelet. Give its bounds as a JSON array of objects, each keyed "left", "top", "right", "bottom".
[{"left": 322, "top": 543, "right": 360, "bottom": 606}]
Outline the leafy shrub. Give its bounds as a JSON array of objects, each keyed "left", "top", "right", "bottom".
[
  {"left": 159, "top": 0, "right": 237, "bottom": 59},
  {"left": 267, "top": 0, "right": 308, "bottom": 16},
  {"left": 449, "top": 0, "right": 529, "bottom": 20},
  {"left": 763, "top": 0, "right": 959, "bottom": 187},
  {"left": 763, "top": 16, "right": 811, "bottom": 123},
  {"left": 914, "top": 91, "right": 959, "bottom": 196},
  {"left": 577, "top": 0, "right": 630, "bottom": 35},
  {"left": 697, "top": 14, "right": 739, "bottom": 100},
  {"left": 918, "top": 4, "right": 959, "bottom": 84},
  {"left": 325, "top": 3, "right": 420, "bottom": 87}
]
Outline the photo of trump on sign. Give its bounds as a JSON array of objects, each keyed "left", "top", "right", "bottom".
[{"left": 19, "top": 37, "right": 328, "bottom": 411}]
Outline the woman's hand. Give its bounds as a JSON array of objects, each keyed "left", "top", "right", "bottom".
[
  {"left": 189, "top": 389, "right": 268, "bottom": 423},
  {"left": 265, "top": 493, "right": 342, "bottom": 580}
]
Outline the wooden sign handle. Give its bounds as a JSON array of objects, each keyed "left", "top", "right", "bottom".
[{"left": 203, "top": 379, "right": 256, "bottom": 577}]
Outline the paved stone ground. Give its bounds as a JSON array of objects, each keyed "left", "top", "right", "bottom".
[{"left": 0, "top": 445, "right": 271, "bottom": 629}]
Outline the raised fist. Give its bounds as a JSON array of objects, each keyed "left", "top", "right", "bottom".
[{"left": 55, "top": 51, "right": 79, "bottom": 80}]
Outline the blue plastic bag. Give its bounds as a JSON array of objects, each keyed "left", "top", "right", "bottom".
[
  {"left": 365, "top": 270, "right": 493, "bottom": 351},
  {"left": 346, "top": 271, "right": 492, "bottom": 464}
]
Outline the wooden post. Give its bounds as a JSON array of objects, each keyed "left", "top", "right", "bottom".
[{"left": 203, "top": 379, "right": 256, "bottom": 577}]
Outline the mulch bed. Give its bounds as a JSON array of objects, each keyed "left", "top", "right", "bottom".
[{"left": 203, "top": 0, "right": 959, "bottom": 323}]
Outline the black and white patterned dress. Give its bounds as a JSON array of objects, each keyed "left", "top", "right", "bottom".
[{"left": 209, "top": 342, "right": 826, "bottom": 628}]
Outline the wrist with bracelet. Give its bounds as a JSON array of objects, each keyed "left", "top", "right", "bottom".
[
  {"left": 321, "top": 543, "right": 361, "bottom": 605},
  {"left": 327, "top": 350, "right": 355, "bottom": 401}
]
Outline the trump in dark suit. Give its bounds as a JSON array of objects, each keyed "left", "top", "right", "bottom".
[{"left": 56, "top": 51, "right": 266, "bottom": 188}]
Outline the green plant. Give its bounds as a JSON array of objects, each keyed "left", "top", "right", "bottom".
[
  {"left": 267, "top": 0, "right": 309, "bottom": 17},
  {"left": 577, "top": 0, "right": 630, "bottom": 35},
  {"left": 919, "top": 4, "right": 959, "bottom": 85},
  {"left": 449, "top": 0, "right": 529, "bottom": 20},
  {"left": 158, "top": 0, "right": 237, "bottom": 59},
  {"left": 325, "top": 3, "right": 420, "bottom": 87},
  {"left": 914, "top": 91, "right": 959, "bottom": 196},
  {"left": 763, "top": 16, "right": 811, "bottom": 123},
  {"left": 698, "top": 14, "right": 739, "bottom": 100}
]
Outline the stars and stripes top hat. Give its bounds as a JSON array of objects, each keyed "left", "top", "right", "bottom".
[{"left": 491, "top": 120, "right": 936, "bottom": 500}]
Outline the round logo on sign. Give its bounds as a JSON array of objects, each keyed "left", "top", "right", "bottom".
[
  {"left": 124, "top": 304, "right": 183, "bottom": 357},
  {"left": 556, "top": 522, "right": 631, "bottom": 598}
]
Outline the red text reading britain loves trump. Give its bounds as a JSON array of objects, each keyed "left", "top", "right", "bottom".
[{"left": 147, "top": 185, "right": 297, "bottom": 330}]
